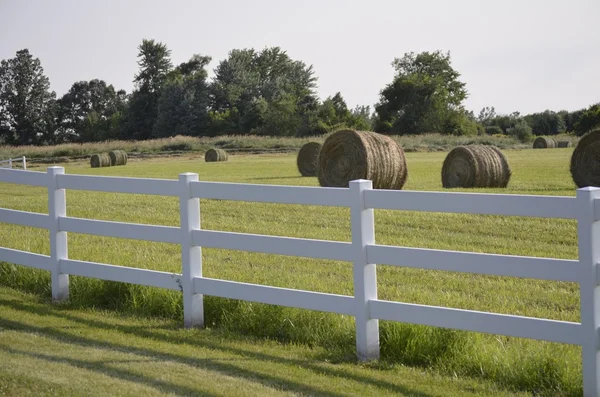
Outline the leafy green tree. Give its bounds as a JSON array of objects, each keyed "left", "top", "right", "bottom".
[
  {"left": 523, "top": 110, "right": 566, "bottom": 136},
  {"left": 153, "top": 55, "right": 212, "bottom": 138},
  {"left": 477, "top": 106, "right": 497, "bottom": 126},
  {"left": 507, "top": 120, "right": 533, "bottom": 142},
  {"left": 374, "top": 51, "right": 470, "bottom": 135},
  {"left": 574, "top": 104, "right": 600, "bottom": 136},
  {"left": 56, "top": 79, "right": 127, "bottom": 142},
  {"left": 122, "top": 39, "right": 173, "bottom": 140},
  {"left": 0, "top": 49, "right": 56, "bottom": 145},
  {"left": 210, "top": 47, "right": 318, "bottom": 135}
]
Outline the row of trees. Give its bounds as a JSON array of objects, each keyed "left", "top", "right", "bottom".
[{"left": 1, "top": 40, "right": 599, "bottom": 146}]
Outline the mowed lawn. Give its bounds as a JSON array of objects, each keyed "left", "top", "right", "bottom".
[{"left": 0, "top": 148, "right": 583, "bottom": 395}]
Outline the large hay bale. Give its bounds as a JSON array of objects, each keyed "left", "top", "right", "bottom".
[
  {"left": 317, "top": 129, "right": 408, "bottom": 189},
  {"left": 205, "top": 148, "right": 228, "bottom": 162},
  {"left": 108, "top": 150, "right": 128, "bottom": 166},
  {"left": 570, "top": 129, "right": 600, "bottom": 188},
  {"left": 441, "top": 145, "right": 511, "bottom": 188},
  {"left": 533, "top": 137, "right": 557, "bottom": 148},
  {"left": 557, "top": 140, "right": 572, "bottom": 148},
  {"left": 297, "top": 142, "right": 322, "bottom": 176},
  {"left": 90, "top": 153, "right": 111, "bottom": 168}
]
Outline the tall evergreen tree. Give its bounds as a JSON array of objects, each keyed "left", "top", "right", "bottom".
[
  {"left": 0, "top": 49, "right": 56, "bottom": 145},
  {"left": 122, "top": 39, "right": 172, "bottom": 140}
]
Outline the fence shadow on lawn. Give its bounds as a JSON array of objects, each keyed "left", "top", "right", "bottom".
[{"left": 0, "top": 296, "right": 433, "bottom": 397}]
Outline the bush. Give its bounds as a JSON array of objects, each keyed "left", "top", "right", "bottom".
[
  {"left": 507, "top": 121, "right": 533, "bottom": 143},
  {"left": 485, "top": 126, "right": 503, "bottom": 135}
]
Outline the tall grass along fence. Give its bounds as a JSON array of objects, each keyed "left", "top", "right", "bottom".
[
  {"left": 1, "top": 166, "right": 600, "bottom": 395},
  {"left": 0, "top": 156, "right": 26, "bottom": 169}
]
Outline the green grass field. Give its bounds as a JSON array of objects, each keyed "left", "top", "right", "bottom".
[{"left": 0, "top": 148, "right": 583, "bottom": 396}]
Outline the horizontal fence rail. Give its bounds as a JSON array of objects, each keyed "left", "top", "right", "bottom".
[
  {"left": 367, "top": 244, "right": 583, "bottom": 282},
  {"left": 1, "top": 167, "right": 599, "bottom": 396},
  {"left": 0, "top": 247, "right": 51, "bottom": 271},
  {"left": 369, "top": 300, "right": 583, "bottom": 345},
  {"left": 58, "top": 217, "right": 180, "bottom": 244},
  {"left": 60, "top": 259, "right": 182, "bottom": 291},
  {"left": 57, "top": 174, "right": 180, "bottom": 196},
  {"left": 364, "top": 189, "right": 578, "bottom": 219},
  {"left": 0, "top": 168, "right": 46, "bottom": 186},
  {"left": 0, "top": 208, "right": 51, "bottom": 229},
  {"left": 190, "top": 181, "right": 351, "bottom": 207},
  {"left": 192, "top": 229, "right": 353, "bottom": 261},
  {"left": 0, "top": 156, "right": 26, "bottom": 170},
  {"left": 193, "top": 277, "right": 355, "bottom": 315}
]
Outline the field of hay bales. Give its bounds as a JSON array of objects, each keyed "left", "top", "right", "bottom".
[{"left": 0, "top": 147, "right": 585, "bottom": 396}]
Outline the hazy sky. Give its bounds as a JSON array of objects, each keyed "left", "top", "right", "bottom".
[{"left": 1, "top": 0, "right": 599, "bottom": 115}]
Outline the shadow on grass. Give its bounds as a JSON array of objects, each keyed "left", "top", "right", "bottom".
[
  {"left": 0, "top": 345, "right": 219, "bottom": 397},
  {"left": 0, "top": 297, "right": 433, "bottom": 397}
]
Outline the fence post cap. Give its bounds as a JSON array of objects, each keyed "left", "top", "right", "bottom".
[
  {"left": 47, "top": 166, "right": 65, "bottom": 174},
  {"left": 179, "top": 172, "right": 199, "bottom": 181}
]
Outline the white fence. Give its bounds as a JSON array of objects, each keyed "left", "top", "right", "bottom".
[
  {"left": 0, "top": 156, "right": 27, "bottom": 170},
  {"left": 0, "top": 166, "right": 599, "bottom": 396}
]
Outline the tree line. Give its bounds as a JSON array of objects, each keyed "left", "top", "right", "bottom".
[{"left": 1, "top": 39, "right": 599, "bottom": 146}]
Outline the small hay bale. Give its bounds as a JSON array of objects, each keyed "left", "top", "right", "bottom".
[
  {"left": 205, "top": 148, "right": 228, "bottom": 162},
  {"left": 108, "top": 150, "right": 128, "bottom": 166},
  {"left": 570, "top": 129, "right": 600, "bottom": 188},
  {"left": 557, "top": 140, "right": 572, "bottom": 148},
  {"left": 90, "top": 153, "right": 111, "bottom": 168},
  {"left": 441, "top": 145, "right": 511, "bottom": 188},
  {"left": 317, "top": 129, "right": 408, "bottom": 189},
  {"left": 533, "top": 137, "right": 557, "bottom": 148},
  {"left": 297, "top": 142, "right": 322, "bottom": 176}
]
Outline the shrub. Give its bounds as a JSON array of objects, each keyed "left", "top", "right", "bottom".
[
  {"left": 485, "top": 126, "right": 503, "bottom": 135},
  {"left": 507, "top": 121, "right": 533, "bottom": 143}
]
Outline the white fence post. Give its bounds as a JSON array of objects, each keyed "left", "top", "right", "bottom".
[
  {"left": 179, "top": 173, "right": 203, "bottom": 327},
  {"left": 8, "top": 159, "right": 12, "bottom": 169},
  {"left": 578, "top": 187, "right": 600, "bottom": 397},
  {"left": 350, "top": 179, "right": 379, "bottom": 361},
  {"left": 48, "top": 166, "right": 69, "bottom": 301},
  {"left": 22, "top": 156, "right": 26, "bottom": 170}
]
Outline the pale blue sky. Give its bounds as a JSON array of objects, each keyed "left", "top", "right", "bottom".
[{"left": 1, "top": 0, "right": 598, "bottom": 115}]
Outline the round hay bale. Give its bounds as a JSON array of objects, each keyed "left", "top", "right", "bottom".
[
  {"left": 557, "top": 140, "right": 572, "bottom": 148},
  {"left": 108, "top": 150, "right": 128, "bottom": 166},
  {"left": 297, "top": 142, "right": 322, "bottom": 176},
  {"left": 205, "top": 148, "right": 228, "bottom": 162},
  {"left": 533, "top": 137, "right": 557, "bottom": 148},
  {"left": 570, "top": 129, "right": 600, "bottom": 188},
  {"left": 441, "top": 145, "right": 511, "bottom": 188},
  {"left": 90, "top": 153, "right": 111, "bottom": 168},
  {"left": 317, "top": 129, "right": 408, "bottom": 189}
]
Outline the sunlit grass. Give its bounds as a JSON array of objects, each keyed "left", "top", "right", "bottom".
[{"left": 0, "top": 147, "right": 583, "bottom": 395}]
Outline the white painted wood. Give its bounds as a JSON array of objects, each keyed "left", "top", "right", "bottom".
[
  {"left": 190, "top": 181, "right": 351, "bottom": 207},
  {"left": 364, "top": 189, "right": 578, "bottom": 219},
  {"left": 193, "top": 277, "right": 355, "bottom": 315},
  {"left": 0, "top": 208, "right": 51, "bottom": 229},
  {"left": 8, "top": 158, "right": 12, "bottom": 168},
  {"left": 0, "top": 168, "right": 47, "bottom": 186},
  {"left": 594, "top": 198, "right": 600, "bottom": 222},
  {"left": 0, "top": 247, "right": 52, "bottom": 270},
  {"left": 192, "top": 229, "right": 353, "bottom": 261},
  {"left": 367, "top": 244, "right": 582, "bottom": 282},
  {"left": 369, "top": 300, "right": 582, "bottom": 345},
  {"left": 58, "top": 216, "right": 180, "bottom": 244},
  {"left": 179, "top": 173, "right": 203, "bottom": 328},
  {"left": 48, "top": 167, "right": 69, "bottom": 301},
  {"left": 577, "top": 187, "right": 600, "bottom": 396},
  {"left": 60, "top": 259, "right": 181, "bottom": 291},
  {"left": 56, "top": 174, "right": 179, "bottom": 196},
  {"left": 350, "top": 180, "right": 379, "bottom": 361},
  {"left": 22, "top": 156, "right": 26, "bottom": 170}
]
